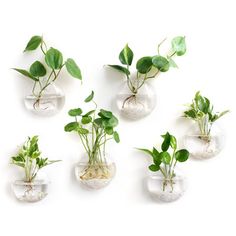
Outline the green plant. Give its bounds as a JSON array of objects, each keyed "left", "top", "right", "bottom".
[
  {"left": 11, "top": 136, "right": 60, "bottom": 182},
  {"left": 108, "top": 36, "right": 186, "bottom": 108},
  {"left": 184, "top": 91, "right": 229, "bottom": 141},
  {"left": 64, "top": 91, "right": 120, "bottom": 180},
  {"left": 137, "top": 132, "right": 189, "bottom": 192},
  {"left": 13, "top": 35, "right": 82, "bottom": 108}
]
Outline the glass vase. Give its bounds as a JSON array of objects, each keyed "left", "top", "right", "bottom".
[
  {"left": 11, "top": 179, "right": 49, "bottom": 202},
  {"left": 116, "top": 81, "right": 156, "bottom": 120},
  {"left": 75, "top": 154, "right": 116, "bottom": 190},
  {"left": 146, "top": 171, "right": 186, "bottom": 202},
  {"left": 24, "top": 81, "right": 65, "bottom": 116},
  {"left": 183, "top": 124, "right": 225, "bottom": 159}
]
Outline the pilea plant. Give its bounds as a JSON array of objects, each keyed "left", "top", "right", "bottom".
[
  {"left": 13, "top": 35, "right": 82, "bottom": 109},
  {"left": 108, "top": 36, "right": 186, "bottom": 108},
  {"left": 64, "top": 91, "right": 120, "bottom": 181},
  {"left": 11, "top": 136, "right": 60, "bottom": 183},
  {"left": 138, "top": 132, "right": 189, "bottom": 192},
  {"left": 184, "top": 91, "right": 229, "bottom": 142}
]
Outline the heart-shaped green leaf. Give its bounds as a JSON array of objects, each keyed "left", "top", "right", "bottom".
[
  {"left": 24, "top": 35, "right": 42, "bottom": 52},
  {"left": 152, "top": 56, "right": 170, "bottom": 72},
  {"left": 30, "top": 61, "right": 46, "bottom": 77},
  {"left": 171, "top": 36, "right": 186, "bottom": 56},
  {"left": 119, "top": 44, "right": 134, "bottom": 66},
  {"left": 160, "top": 151, "right": 171, "bottom": 164},
  {"left": 136, "top": 56, "right": 153, "bottom": 74},
  {"left": 65, "top": 58, "right": 82, "bottom": 80},
  {"left": 45, "top": 47, "right": 63, "bottom": 69}
]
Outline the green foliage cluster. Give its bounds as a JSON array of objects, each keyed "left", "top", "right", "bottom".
[
  {"left": 138, "top": 132, "right": 189, "bottom": 191},
  {"left": 13, "top": 35, "right": 82, "bottom": 107},
  {"left": 184, "top": 91, "right": 229, "bottom": 140},
  {"left": 64, "top": 91, "right": 120, "bottom": 165},
  {"left": 11, "top": 136, "right": 60, "bottom": 182},
  {"left": 108, "top": 36, "right": 186, "bottom": 94}
]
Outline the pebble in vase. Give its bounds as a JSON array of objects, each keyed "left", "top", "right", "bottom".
[
  {"left": 183, "top": 91, "right": 229, "bottom": 159},
  {"left": 138, "top": 132, "right": 189, "bottom": 202},
  {"left": 11, "top": 136, "right": 61, "bottom": 202},
  {"left": 64, "top": 91, "right": 120, "bottom": 190},
  {"left": 108, "top": 36, "right": 186, "bottom": 120},
  {"left": 13, "top": 35, "right": 82, "bottom": 116}
]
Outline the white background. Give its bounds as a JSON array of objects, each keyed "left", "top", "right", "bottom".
[{"left": 0, "top": 0, "right": 235, "bottom": 235}]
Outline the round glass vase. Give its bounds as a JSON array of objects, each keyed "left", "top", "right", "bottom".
[
  {"left": 24, "top": 81, "right": 65, "bottom": 116},
  {"left": 183, "top": 124, "right": 225, "bottom": 159},
  {"left": 75, "top": 154, "right": 116, "bottom": 190},
  {"left": 146, "top": 171, "right": 187, "bottom": 202},
  {"left": 116, "top": 81, "right": 156, "bottom": 120},
  {"left": 11, "top": 178, "right": 49, "bottom": 203}
]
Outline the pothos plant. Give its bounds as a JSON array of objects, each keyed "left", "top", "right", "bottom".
[
  {"left": 184, "top": 91, "right": 229, "bottom": 142},
  {"left": 108, "top": 36, "right": 186, "bottom": 107},
  {"left": 64, "top": 91, "right": 120, "bottom": 180},
  {"left": 138, "top": 132, "right": 189, "bottom": 192},
  {"left": 11, "top": 136, "right": 61, "bottom": 183},
  {"left": 13, "top": 35, "right": 82, "bottom": 108}
]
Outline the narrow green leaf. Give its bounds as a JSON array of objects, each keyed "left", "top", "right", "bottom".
[
  {"left": 65, "top": 58, "right": 82, "bottom": 80},
  {"left": 30, "top": 61, "right": 46, "bottom": 77},
  {"left": 136, "top": 148, "right": 153, "bottom": 157},
  {"left": 45, "top": 47, "right": 63, "bottom": 69},
  {"left": 13, "top": 68, "right": 38, "bottom": 81},
  {"left": 170, "top": 135, "right": 177, "bottom": 149},
  {"left": 161, "top": 132, "right": 171, "bottom": 151},
  {"left": 84, "top": 91, "right": 94, "bottom": 103},
  {"left": 108, "top": 65, "right": 130, "bottom": 76},
  {"left": 136, "top": 56, "right": 153, "bottom": 74},
  {"left": 24, "top": 35, "right": 42, "bottom": 52},
  {"left": 68, "top": 108, "right": 82, "bottom": 116},
  {"left": 84, "top": 110, "right": 95, "bottom": 116},
  {"left": 113, "top": 131, "right": 120, "bottom": 143},
  {"left": 119, "top": 44, "right": 134, "bottom": 65},
  {"left": 168, "top": 57, "right": 178, "bottom": 68}
]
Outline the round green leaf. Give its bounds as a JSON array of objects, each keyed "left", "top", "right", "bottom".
[
  {"left": 98, "top": 109, "right": 113, "bottom": 119},
  {"left": 68, "top": 108, "right": 82, "bottom": 116},
  {"left": 149, "top": 164, "right": 160, "bottom": 172},
  {"left": 152, "top": 56, "right": 169, "bottom": 72},
  {"left": 175, "top": 149, "right": 189, "bottom": 162},
  {"left": 106, "top": 116, "right": 118, "bottom": 127},
  {"left": 81, "top": 116, "right": 92, "bottom": 124},
  {"left": 136, "top": 56, "right": 153, "bottom": 74},
  {"left": 171, "top": 36, "right": 186, "bottom": 56},
  {"left": 64, "top": 122, "right": 79, "bottom": 132},
  {"left": 45, "top": 47, "right": 63, "bottom": 69},
  {"left": 24, "top": 35, "right": 42, "bottom": 52},
  {"left": 30, "top": 61, "right": 46, "bottom": 77},
  {"left": 105, "top": 127, "right": 114, "bottom": 135},
  {"left": 65, "top": 58, "right": 82, "bottom": 80}
]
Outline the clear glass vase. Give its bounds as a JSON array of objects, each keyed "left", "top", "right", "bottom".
[
  {"left": 116, "top": 81, "right": 156, "bottom": 120},
  {"left": 24, "top": 81, "right": 65, "bottom": 116},
  {"left": 75, "top": 154, "right": 116, "bottom": 190},
  {"left": 11, "top": 179, "right": 49, "bottom": 202},
  {"left": 183, "top": 124, "right": 225, "bottom": 159},
  {"left": 146, "top": 171, "right": 186, "bottom": 202}
]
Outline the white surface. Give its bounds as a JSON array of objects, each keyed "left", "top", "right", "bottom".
[{"left": 0, "top": 0, "right": 235, "bottom": 235}]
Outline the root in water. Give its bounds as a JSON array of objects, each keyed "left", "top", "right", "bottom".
[
  {"left": 80, "top": 164, "right": 113, "bottom": 180},
  {"left": 122, "top": 94, "right": 144, "bottom": 109}
]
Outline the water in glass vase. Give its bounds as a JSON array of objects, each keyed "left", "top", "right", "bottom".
[
  {"left": 116, "top": 81, "right": 156, "bottom": 120},
  {"left": 24, "top": 82, "right": 65, "bottom": 116},
  {"left": 146, "top": 173, "right": 186, "bottom": 202},
  {"left": 75, "top": 155, "right": 116, "bottom": 190},
  {"left": 12, "top": 179, "right": 49, "bottom": 203}
]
